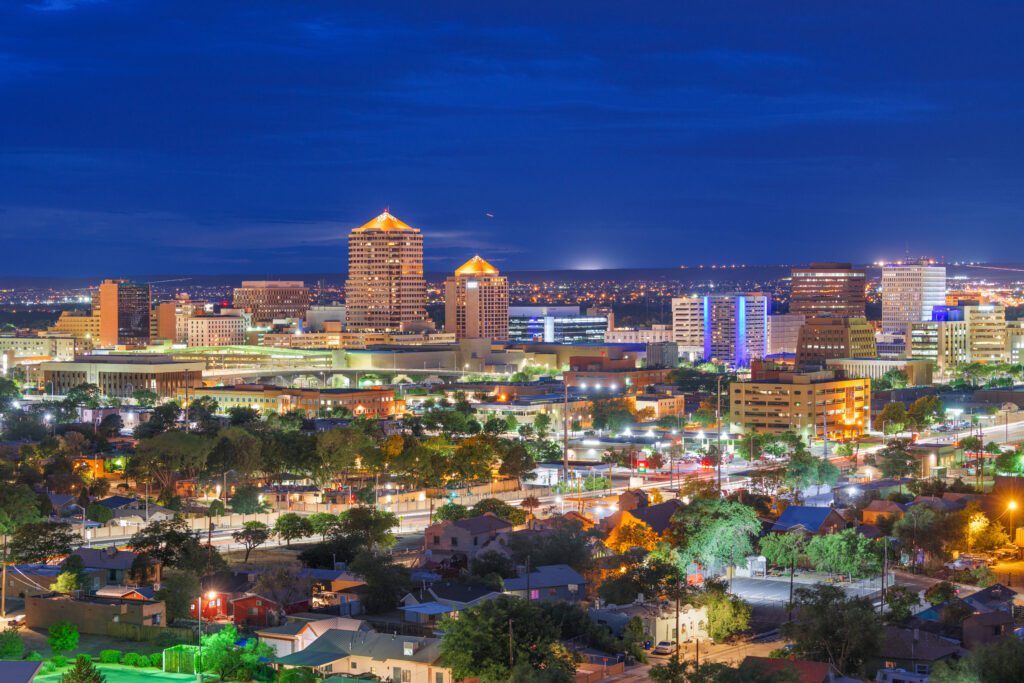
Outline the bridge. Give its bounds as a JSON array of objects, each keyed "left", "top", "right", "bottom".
[{"left": 200, "top": 366, "right": 483, "bottom": 388}]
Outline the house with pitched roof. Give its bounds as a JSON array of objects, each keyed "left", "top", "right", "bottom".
[
  {"left": 599, "top": 491, "right": 684, "bottom": 547},
  {"left": 770, "top": 506, "right": 846, "bottom": 535},
  {"left": 400, "top": 581, "right": 500, "bottom": 625},
  {"left": 255, "top": 616, "right": 370, "bottom": 657},
  {"left": 423, "top": 513, "right": 513, "bottom": 563},
  {"left": 861, "top": 499, "right": 906, "bottom": 525},
  {"left": 502, "top": 564, "right": 586, "bottom": 602},
  {"left": 277, "top": 628, "right": 452, "bottom": 683},
  {"left": 867, "top": 625, "right": 963, "bottom": 678},
  {"left": 72, "top": 547, "right": 160, "bottom": 586}
]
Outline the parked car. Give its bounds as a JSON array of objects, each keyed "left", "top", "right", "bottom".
[
  {"left": 652, "top": 641, "right": 678, "bottom": 655},
  {"left": 946, "top": 555, "right": 989, "bottom": 571}
]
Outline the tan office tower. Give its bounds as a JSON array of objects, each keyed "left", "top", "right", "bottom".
[
  {"left": 232, "top": 281, "right": 311, "bottom": 323},
  {"left": 345, "top": 210, "right": 429, "bottom": 332},
  {"left": 98, "top": 279, "right": 152, "bottom": 347},
  {"left": 795, "top": 317, "right": 877, "bottom": 366},
  {"left": 881, "top": 261, "right": 946, "bottom": 336},
  {"left": 444, "top": 255, "right": 509, "bottom": 341},
  {"left": 790, "top": 263, "right": 866, "bottom": 318}
]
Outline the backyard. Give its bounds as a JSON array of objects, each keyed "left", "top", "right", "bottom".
[{"left": 34, "top": 663, "right": 196, "bottom": 683}]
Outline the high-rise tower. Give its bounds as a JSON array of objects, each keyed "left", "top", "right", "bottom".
[
  {"left": 344, "top": 210, "right": 429, "bottom": 332},
  {"left": 790, "top": 262, "right": 866, "bottom": 318},
  {"left": 444, "top": 255, "right": 509, "bottom": 341}
]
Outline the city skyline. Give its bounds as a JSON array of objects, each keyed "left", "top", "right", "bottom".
[{"left": 3, "top": 2, "right": 1024, "bottom": 275}]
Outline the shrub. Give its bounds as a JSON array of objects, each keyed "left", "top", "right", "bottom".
[
  {"left": 25, "top": 651, "right": 44, "bottom": 661},
  {"left": 51, "top": 654, "right": 68, "bottom": 668},
  {"left": 134, "top": 655, "right": 149, "bottom": 668},
  {"left": 0, "top": 628, "right": 25, "bottom": 660},
  {"left": 121, "top": 652, "right": 142, "bottom": 666},
  {"left": 99, "top": 649, "right": 122, "bottom": 663},
  {"left": 149, "top": 652, "right": 164, "bottom": 668},
  {"left": 47, "top": 620, "right": 79, "bottom": 653},
  {"left": 39, "top": 661, "right": 57, "bottom": 675}
]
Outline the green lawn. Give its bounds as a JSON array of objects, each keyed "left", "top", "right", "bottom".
[{"left": 34, "top": 663, "right": 198, "bottom": 683}]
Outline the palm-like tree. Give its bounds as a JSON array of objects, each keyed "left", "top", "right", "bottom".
[{"left": 520, "top": 495, "right": 541, "bottom": 520}]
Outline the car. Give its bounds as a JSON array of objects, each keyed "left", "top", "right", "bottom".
[
  {"left": 652, "top": 641, "right": 678, "bottom": 655},
  {"left": 946, "top": 556, "right": 988, "bottom": 571}
]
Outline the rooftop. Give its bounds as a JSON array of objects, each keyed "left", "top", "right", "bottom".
[
  {"left": 454, "top": 255, "right": 500, "bottom": 276},
  {"left": 352, "top": 210, "right": 418, "bottom": 234},
  {"left": 503, "top": 564, "right": 586, "bottom": 591}
]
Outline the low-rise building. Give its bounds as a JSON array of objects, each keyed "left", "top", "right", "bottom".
[
  {"left": 502, "top": 564, "right": 586, "bottom": 602},
  {"left": 277, "top": 628, "right": 452, "bottom": 683},
  {"left": 770, "top": 506, "right": 847, "bottom": 536},
  {"left": 825, "top": 358, "right": 933, "bottom": 386},
  {"left": 590, "top": 601, "right": 709, "bottom": 645},
  {"left": 256, "top": 616, "right": 370, "bottom": 658},
  {"left": 423, "top": 514, "right": 514, "bottom": 563},
  {"left": 179, "top": 384, "right": 403, "bottom": 419},
  {"left": 26, "top": 593, "right": 165, "bottom": 633},
  {"left": 41, "top": 355, "right": 203, "bottom": 399}
]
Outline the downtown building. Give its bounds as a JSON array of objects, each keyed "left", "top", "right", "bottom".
[
  {"left": 344, "top": 211, "right": 430, "bottom": 332},
  {"left": 881, "top": 261, "right": 946, "bottom": 337},
  {"left": 907, "top": 304, "right": 1014, "bottom": 374},
  {"left": 794, "top": 316, "right": 877, "bottom": 367},
  {"left": 232, "top": 281, "right": 311, "bottom": 323},
  {"left": 444, "top": 255, "right": 509, "bottom": 341},
  {"left": 98, "top": 279, "right": 152, "bottom": 347},
  {"left": 507, "top": 306, "right": 608, "bottom": 343},
  {"left": 789, "top": 262, "right": 866, "bottom": 318},
  {"left": 670, "top": 293, "right": 769, "bottom": 367}
]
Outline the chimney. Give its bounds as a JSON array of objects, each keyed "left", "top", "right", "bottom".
[{"left": 403, "top": 641, "right": 417, "bottom": 656}]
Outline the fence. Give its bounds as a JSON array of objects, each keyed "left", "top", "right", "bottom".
[
  {"left": 575, "top": 661, "right": 624, "bottom": 682},
  {"left": 107, "top": 622, "right": 195, "bottom": 644},
  {"left": 85, "top": 512, "right": 283, "bottom": 544},
  {"left": 162, "top": 644, "right": 199, "bottom": 674}
]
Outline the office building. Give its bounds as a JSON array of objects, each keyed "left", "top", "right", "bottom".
[
  {"left": 305, "top": 305, "right": 347, "bottom": 331},
  {"left": 233, "top": 281, "right": 311, "bottom": 323},
  {"left": 0, "top": 335, "right": 76, "bottom": 362},
  {"left": 767, "top": 313, "right": 805, "bottom": 356},
  {"left": 153, "top": 294, "right": 205, "bottom": 342},
  {"left": 98, "top": 279, "right": 152, "bottom": 347},
  {"left": 671, "top": 294, "right": 769, "bottom": 366},
  {"left": 508, "top": 306, "right": 607, "bottom": 343},
  {"left": 185, "top": 315, "right": 246, "bottom": 347},
  {"left": 730, "top": 366, "right": 870, "bottom": 439},
  {"left": 178, "top": 384, "right": 403, "bottom": 419},
  {"left": 881, "top": 262, "right": 946, "bottom": 337},
  {"left": 907, "top": 304, "right": 1010, "bottom": 373},
  {"left": 344, "top": 210, "right": 430, "bottom": 332},
  {"left": 40, "top": 355, "right": 203, "bottom": 399},
  {"left": 605, "top": 325, "right": 674, "bottom": 344},
  {"left": 671, "top": 296, "right": 705, "bottom": 360},
  {"left": 825, "top": 358, "right": 934, "bottom": 386},
  {"left": 790, "top": 263, "right": 866, "bottom": 318},
  {"left": 444, "top": 255, "right": 509, "bottom": 341},
  {"left": 795, "top": 317, "right": 877, "bottom": 366},
  {"left": 645, "top": 341, "right": 679, "bottom": 369}
]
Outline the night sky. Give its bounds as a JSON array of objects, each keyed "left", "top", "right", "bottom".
[{"left": 2, "top": 1, "right": 1023, "bottom": 276}]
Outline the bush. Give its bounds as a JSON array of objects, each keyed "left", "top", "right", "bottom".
[
  {"left": 134, "top": 655, "right": 149, "bottom": 668},
  {"left": 25, "top": 651, "right": 44, "bottom": 661},
  {"left": 47, "top": 620, "right": 79, "bottom": 653},
  {"left": 149, "top": 652, "right": 164, "bottom": 668},
  {"left": 39, "top": 661, "right": 57, "bottom": 676},
  {"left": 121, "top": 652, "right": 142, "bottom": 666},
  {"left": 0, "top": 628, "right": 25, "bottom": 660},
  {"left": 99, "top": 649, "right": 122, "bottom": 663},
  {"left": 51, "top": 654, "right": 68, "bottom": 668}
]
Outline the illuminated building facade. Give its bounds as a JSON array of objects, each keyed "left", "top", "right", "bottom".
[
  {"left": 507, "top": 306, "right": 607, "bottom": 343},
  {"left": 444, "top": 255, "right": 509, "bottom": 341},
  {"left": 178, "top": 384, "right": 403, "bottom": 419},
  {"left": 795, "top": 317, "right": 877, "bottom": 366},
  {"left": 907, "top": 304, "right": 1010, "bottom": 372},
  {"left": 671, "top": 294, "right": 768, "bottom": 366},
  {"left": 232, "top": 281, "right": 311, "bottom": 323},
  {"left": 98, "top": 279, "right": 152, "bottom": 347},
  {"left": 881, "top": 262, "right": 946, "bottom": 337},
  {"left": 41, "top": 355, "right": 203, "bottom": 399},
  {"left": 790, "top": 263, "right": 867, "bottom": 318},
  {"left": 344, "top": 211, "right": 430, "bottom": 332},
  {"left": 185, "top": 315, "right": 246, "bottom": 347},
  {"left": 767, "top": 313, "right": 805, "bottom": 356},
  {"left": 730, "top": 368, "right": 870, "bottom": 439}
]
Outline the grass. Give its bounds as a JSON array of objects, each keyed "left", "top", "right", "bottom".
[{"left": 34, "top": 663, "right": 197, "bottom": 683}]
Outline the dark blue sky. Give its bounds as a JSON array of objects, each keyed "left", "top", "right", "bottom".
[{"left": 2, "top": 1, "right": 1022, "bottom": 276}]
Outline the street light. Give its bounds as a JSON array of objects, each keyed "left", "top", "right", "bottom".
[
  {"left": 197, "top": 590, "right": 216, "bottom": 682},
  {"left": 1009, "top": 501, "right": 1018, "bottom": 544}
]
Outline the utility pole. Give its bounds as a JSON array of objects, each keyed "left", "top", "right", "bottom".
[
  {"left": 716, "top": 375, "right": 723, "bottom": 494},
  {"left": 508, "top": 618, "right": 514, "bottom": 669},
  {"left": 562, "top": 382, "right": 570, "bottom": 486}
]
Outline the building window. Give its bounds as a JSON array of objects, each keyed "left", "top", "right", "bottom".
[{"left": 530, "top": 589, "right": 540, "bottom": 600}]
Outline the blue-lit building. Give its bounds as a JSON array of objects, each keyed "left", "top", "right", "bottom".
[{"left": 507, "top": 305, "right": 608, "bottom": 343}]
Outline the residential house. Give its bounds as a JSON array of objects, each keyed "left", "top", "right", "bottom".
[
  {"left": 833, "top": 479, "right": 912, "bottom": 507},
  {"left": 866, "top": 625, "right": 963, "bottom": 678},
  {"left": 26, "top": 593, "right": 165, "bottom": 634},
  {"left": 861, "top": 500, "right": 907, "bottom": 526},
  {"left": 739, "top": 657, "right": 842, "bottom": 683},
  {"left": 963, "top": 583, "right": 1017, "bottom": 614},
  {"left": 47, "top": 493, "right": 81, "bottom": 518},
  {"left": 72, "top": 547, "right": 160, "bottom": 586},
  {"left": 94, "top": 585, "right": 155, "bottom": 601},
  {"left": 256, "top": 616, "right": 371, "bottom": 658},
  {"left": 590, "top": 601, "right": 708, "bottom": 644},
  {"left": 297, "top": 567, "right": 366, "bottom": 615},
  {"left": 770, "top": 506, "right": 847, "bottom": 535},
  {"left": 502, "top": 564, "right": 586, "bottom": 602},
  {"left": 93, "top": 495, "right": 175, "bottom": 525},
  {"left": 400, "top": 582, "right": 500, "bottom": 626},
  {"left": 423, "top": 513, "right": 514, "bottom": 564},
  {"left": 277, "top": 628, "right": 452, "bottom": 683},
  {"left": 599, "top": 491, "right": 683, "bottom": 542},
  {"left": 5, "top": 563, "right": 105, "bottom": 598},
  {"left": 231, "top": 592, "right": 310, "bottom": 629},
  {"left": 962, "top": 610, "right": 1015, "bottom": 649},
  {"left": 190, "top": 570, "right": 257, "bottom": 621}
]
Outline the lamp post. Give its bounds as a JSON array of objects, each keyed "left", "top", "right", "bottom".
[
  {"left": 196, "top": 590, "right": 216, "bottom": 682},
  {"left": 1009, "top": 501, "right": 1018, "bottom": 546}
]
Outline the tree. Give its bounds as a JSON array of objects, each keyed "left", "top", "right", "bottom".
[
  {"left": 806, "top": 529, "right": 880, "bottom": 580},
  {"left": 471, "top": 550, "right": 517, "bottom": 580},
  {"left": 156, "top": 568, "right": 201, "bottom": 622},
  {"left": 131, "top": 430, "right": 212, "bottom": 497},
  {"left": 533, "top": 413, "right": 553, "bottom": 439},
  {"left": 59, "top": 655, "right": 106, "bottom": 683},
  {"left": 758, "top": 531, "right": 805, "bottom": 571},
  {"left": 875, "top": 368, "right": 909, "bottom": 392},
  {"left": 440, "top": 595, "right": 574, "bottom": 682},
  {"left": 96, "top": 413, "right": 123, "bottom": 437},
  {"left": 349, "top": 552, "right": 411, "bottom": 614},
  {"left": 207, "top": 426, "right": 262, "bottom": 480},
  {"left": 131, "top": 389, "right": 159, "bottom": 407},
  {"left": 274, "top": 513, "right": 313, "bottom": 546},
  {"left": 0, "top": 628, "right": 24, "bottom": 660},
  {"left": 9, "top": 521, "right": 79, "bottom": 564},
  {"left": 877, "top": 402, "right": 909, "bottom": 434},
  {"left": 232, "top": 521, "right": 271, "bottom": 562},
  {"left": 85, "top": 502, "right": 113, "bottom": 524},
  {"left": 471, "top": 498, "right": 527, "bottom": 525},
  {"left": 498, "top": 441, "right": 536, "bottom": 483},
  {"left": 907, "top": 395, "right": 944, "bottom": 429},
  {"left": 253, "top": 565, "right": 313, "bottom": 609},
  {"left": 229, "top": 485, "right": 267, "bottom": 514},
  {"left": 227, "top": 406, "right": 260, "bottom": 426},
  {"left": 883, "top": 585, "right": 918, "bottom": 624},
  {"left": 128, "top": 517, "right": 223, "bottom": 574},
  {"left": 507, "top": 518, "right": 594, "bottom": 571},
  {"left": 781, "top": 584, "right": 881, "bottom": 675},
  {"left": 48, "top": 620, "right": 79, "bottom": 653},
  {"left": 666, "top": 499, "right": 760, "bottom": 575},
  {"left": 519, "top": 495, "right": 541, "bottom": 520},
  {"left": 338, "top": 506, "right": 399, "bottom": 551},
  {"left": 433, "top": 502, "right": 469, "bottom": 522},
  {"left": 871, "top": 439, "right": 918, "bottom": 483},
  {"left": 307, "top": 512, "right": 343, "bottom": 540},
  {"left": 51, "top": 554, "right": 88, "bottom": 594},
  {"left": 605, "top": 519, "right": 660, "bottom": 554},
  {"left": 199, "top": 624, "right": 274, "bottom": 681},
  {"left": 929, "top": 634, "right": 1024, "bottom": 683},
  {"left": 697, "top": 582, "right": 752, "bottom": 643},
  {"left": 925, "top": 581, "right": 957, "bottom": 606}
]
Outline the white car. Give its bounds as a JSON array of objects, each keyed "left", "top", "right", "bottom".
[{"left": 652, "top": 641, "right": 678, "bottom": 655}]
